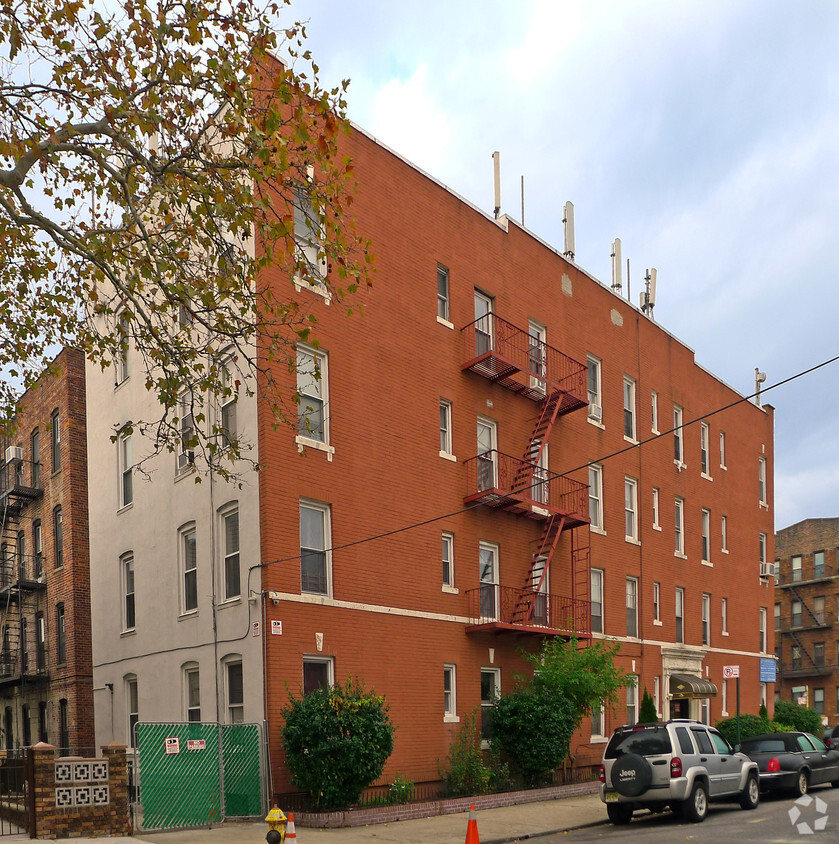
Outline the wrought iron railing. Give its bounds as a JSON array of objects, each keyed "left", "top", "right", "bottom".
[{"left": 465, "top": 585, "right": 590, "bottom": 636}]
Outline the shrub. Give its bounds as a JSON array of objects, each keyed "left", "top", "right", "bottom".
[
  {"left": 715, "top": 714, "right": 768, "bottom": 746},
  {"left": 772, "top": 700, "right": 822, "bottom": 736},
  {"left": 758, "top": 703, "right": 769, "bottom": 723},
  {"left": 281, "top": 677, "right": 395, "bottom": 811},
  {"left": 387, "top": 773, "right": 414, "bottom": 805},
  {"left": 439, "top": 711, "right": 493, "bottom": 797},
  {"left": 639, "top": 688, "right": 658, "bottom": 723},
  {"left": 491, "top": 684, "right": 575, "bottom": 786}
]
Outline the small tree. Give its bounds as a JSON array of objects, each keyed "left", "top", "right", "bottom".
[
  {"left": 281, "top": 678, "right": 394, "bottom": 811},
  {"left": 758, "top": 702, "right": 769, "bottom": 723},
  {"left": 773, "top": 700, "right": 823, "bottom": 736},
  {"left": 639, "top": 688, "right": 658, "bottom": 723},
  {"left": 438, "top": 710, "right": 493, "bottom": 797}
]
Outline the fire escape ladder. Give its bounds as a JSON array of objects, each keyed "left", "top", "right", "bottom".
[
  {"left": 788, "top": 585, "right": 821, "bottom": 626},
  {"left": 787, "top": 629, "right": 818, "bottom": 669},
  {"left": 571, "top": 525, "right": 591, "bottom": 635},
  {"left": 512, "top": 391, "right": 562, "bottom": 495},
  {"left": 511, "top": 514, "right": 566, "bottom": 625}
]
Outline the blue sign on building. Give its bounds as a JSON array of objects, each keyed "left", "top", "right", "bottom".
[{"left": 760, "top": 657, "right": 777, "bottom": 683}]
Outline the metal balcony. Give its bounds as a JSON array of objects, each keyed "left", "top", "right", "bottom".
[
  {"left": 464, "top": 585, "right": 591, "bottom": 638},
  {"left": 779, "top": 660, "right": 834, "bottom": 679},
  {"left": 463, "top": 451, "right": 588, "bottom": 526},
  {"left": 461, "top": 315, "right": 587, "bottom": 409}
]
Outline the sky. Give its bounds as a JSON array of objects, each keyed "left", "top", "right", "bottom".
[{"left": 286, "top": 0, "right": 839, "bottom": 532}]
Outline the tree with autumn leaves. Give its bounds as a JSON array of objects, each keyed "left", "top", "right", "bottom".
[{"left": 0, "top": 0, "right": 371, "bottom": 472}]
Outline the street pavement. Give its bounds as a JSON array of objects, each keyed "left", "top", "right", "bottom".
[{"left": 50, "top": 791, "right": 608, "bottom": 843}]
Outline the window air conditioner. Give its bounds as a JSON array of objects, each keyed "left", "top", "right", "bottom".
[
  {"left": 4, "top": 446, "right": 23, "bottom": 465},
  {"left": 759, "top": 562, "right": 774, "bottom": 578},
  {"left": 589, "top": 404, "right": 602, "bottom": 422}
]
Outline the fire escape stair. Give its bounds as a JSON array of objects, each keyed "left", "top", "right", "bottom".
[
  {"left": 511, "top": 514, "right": 566, "bottom": 625},
  {"left": 511, "top": 392, "right": 561, "bottom": 497}
]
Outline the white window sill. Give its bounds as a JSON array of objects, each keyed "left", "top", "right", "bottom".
[
  {"left": 653, "top": 619, "right": 663, "bottom": 627},
  {"left": 114, "top": 377, "right": 129, "bottom": 392},
  {"left": 120, "top": 629, "right": 136, "bottom": 638},
  {"left": 701, "top": 473, "right": 713, "bottom": 482},
  {"left": 587, "top": 417, "right": 605, "bottom": 430},
  {"left": 591, "top": 525, "right": 606, "bottom": 537},
  {"left": 293, "top": 276, "right": 331, "bottom": 304},
  {"left": 674, "top": 460, "right": 687, "bottom": 470},
  {"left": 651, "top": 427, "right": 660, "bottom": 436},
  {"left": 175, "top": 465, "right": 197, "bottom": 483},
  {"left": 722, "top": 631, "right": 729, "bottom": 637},
  {"left": 442, "top": 585, "right": 459, "bottom": 595},
  {"left": 590, "top": 737, "right": 608, "bottom": 744},
  {"left": 117, "top": 502, "right": 134, "bottom": 514},
  {"left": 722, "top": 548, "right": 729, "bottom": 555},
  {"left": 674, "top": 552, "right": 687, "bottom": 560},
  {"left": 443, "top": 714, "right": 460, "bottom": 724},
  {"left": 296, "top": 436, "right": 335, "bottom": 462},
  {"left": 721, "top": 710, "right": 729, "bottom": 718},
  {"left": 439, "top": 451, "right": 457, "bottom": 462},
  {"left": 760, "top": 501, "right": 770, "bottom": 510},
  {"left": 178, "top": 611, "right": 199, "bottom": 621},
  {"left": 436, "top": 316, "right": 455, "bottom": 330},
  {"left": 625, "top": 537, "right": 641, "bottom": 546},
  {"left": 624, "top": 436, "right": 638, "bottom": 446},
  {"left": 653, "top": 523, "right": 661, "bottom": 531},
  {"left": 217, "top": 597, "right": 242, "bottom": 608},
  {"left": 532, "top": 504, "right": 550, "bottom": 517},
  {"left": 720, "top": 464, "right": 727, "bottom": 471},
  {"left": 701, "top": 560, "right": 713, "bottom": 568}
]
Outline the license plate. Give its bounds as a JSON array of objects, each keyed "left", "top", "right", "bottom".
[{"left": 605, "top": 791, "right": 619, "bottom": 803}]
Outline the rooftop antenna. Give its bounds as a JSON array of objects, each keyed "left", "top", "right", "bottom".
[
  {"left": 754, "top": 368, "right": 767, "bottom": 406},
  {"left": 521, "top": 175, "right": 525, "bottom": 226},
  {"left": 640, "top": 268, "right": 657, "bottom": 319},
  {"left": 626, "top": 258, "right": 631, "bottom": 301},
  {"left": 563, "top": 201, "right": 575, "bottom": 261},
  {"left": 610, "top": 238, "right": 623, "bottom": 293},
  {"left": 492, "top": 151, "right": 501, "bottom": 219}
]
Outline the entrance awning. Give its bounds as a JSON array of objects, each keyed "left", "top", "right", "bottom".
[{"left": 670, "top": 673, "right": 718, "bottom": 700}]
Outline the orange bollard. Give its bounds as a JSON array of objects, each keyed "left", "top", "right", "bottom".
[
  {"left": 285, "top": 811, "right": 297, "bottom": 840},
  {"left": 465, "top": 803, "right": 480, "bottom": 844}
]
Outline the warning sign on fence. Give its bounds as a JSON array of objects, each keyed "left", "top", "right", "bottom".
[
  {"left": 164, "top": 737, "right": 180, "bottom": 755},
  {"left": 187, "top": 739, "right": 206, "bottom": 751}
]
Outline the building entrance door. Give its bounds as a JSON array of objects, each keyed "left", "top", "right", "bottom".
[{"left": 671, "top": 698, "right": 690, "bottom": 719}]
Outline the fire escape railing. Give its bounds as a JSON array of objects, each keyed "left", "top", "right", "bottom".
[{"left": 465, "top": 585, "right": 590, "bottom": 637}]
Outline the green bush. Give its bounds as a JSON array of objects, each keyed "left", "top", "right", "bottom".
[
  {"left": 758, "top": 703, "right": 769, "bottom": 723},
  {"left": 772, "top": 700, "right": 822, "bottom": 736},
  {"left": 281, "top": 678, "right": 395, "bottom": 811},
  {"left": 715, "top": 714, "right": 768, "bottom": 745},
  {"left": 439, "top": 711, "right": 493, "bottom": 797},
  {"left": 491, "top": 684, "right": 575, "bottom": 786},
  {"left": 639, "top": 688, "right": 658, "bottom": 723},
  {"left": 769, "top": 721, "right": 795, "bottom": 733},
  {"left": 387, "top": 773, "right": 414, "bottom": 805}
]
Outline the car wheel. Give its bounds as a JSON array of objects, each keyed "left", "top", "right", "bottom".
[
  {"left": 611, "top": 753, "right": 653, "bottom": 798},
  {"left": 682, "top": 780, "right": 708, "bottom": 823},
  {"left": 606, "top": 803, "right": 633, "bottom": 825},
  {"left": 794, "top": 769, "right": 809, "bottom": 797},
  {"left": 739, "top": 773, "right": 760, "bottom": 810}
]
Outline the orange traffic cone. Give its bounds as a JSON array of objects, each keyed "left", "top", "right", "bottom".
[
  {"left": 286, "top": 811, "right": 297, "bottom": 840},
  {"left": 465, "top": 803, "right": 480, "bottom": 844}
]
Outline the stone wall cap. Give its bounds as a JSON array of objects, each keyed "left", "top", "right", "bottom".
[
  {"left": 31, "top": 742, "right": 55, "bottom": 751},
  {"left": 103, "top": 742, "right": 128, "bottom": 750}
]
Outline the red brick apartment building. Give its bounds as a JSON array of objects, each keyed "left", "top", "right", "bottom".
[
  {"left": 257, "top": 125, "right": 776, "bottom": 795},
  {"left": 775, "top": 518, "right": 839, "bottom": 719},
  {"left": 0, "top": 348, "right": 93, "bottom": 754}
]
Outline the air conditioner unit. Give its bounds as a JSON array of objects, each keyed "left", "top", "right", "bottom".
[
  {"left": 4, "top": 446, "right": 23, "bottom": 465},
  {"left": 759, "top": 562, "right": 774, "bottom": 579},
  {"left": 589, "top": 404, "right": 602, "bottom": 422}
]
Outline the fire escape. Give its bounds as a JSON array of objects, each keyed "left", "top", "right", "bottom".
[
  {"left": 460, "top": 313, "right": 591, "bottom": 638},
  {"left": 0, "top": 451, "right": 48, "bottom": 693}
]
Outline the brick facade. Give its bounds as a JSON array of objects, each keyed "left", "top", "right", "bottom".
[
  {"left": 0, "top": 348, "right": 94, "bottom": 754},
  {"left": 775, "top": 518, "right": 839, "bottom": 718},
  {"left": 257, "top": 113, "right": 776, "bottom": 796}
]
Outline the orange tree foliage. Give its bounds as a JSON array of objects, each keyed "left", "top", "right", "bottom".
[{"left": 0, "top": 0, "right": 371, "bottom": 472}]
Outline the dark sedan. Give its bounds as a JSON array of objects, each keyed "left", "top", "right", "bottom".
[{"left": 738, "top": 732, "right": 839, "bottom": 795}]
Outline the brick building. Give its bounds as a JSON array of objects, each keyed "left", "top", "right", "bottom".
[
  {"left": 257, "top": 119, "right": 776, "bottom": 796},
  {"left": 775, "top": 518, "right": 839, "bottom": 719},
  {"left": 0, "top": 348, "right": 93, "bottom": 753}
]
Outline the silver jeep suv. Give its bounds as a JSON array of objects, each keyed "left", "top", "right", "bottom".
[{"left": 599, "top": 719, "right": 760, "bottom": 825}]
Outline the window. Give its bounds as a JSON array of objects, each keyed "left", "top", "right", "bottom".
[
  {"left": 220, "top": 363, "right": 237, "bottom": 447},
  {"left": 651, "top": 391, "right": 659, "bottom": 433},
  {"left": 759, "top": 607, "right": 767, "bottom": 653},
  {"left": 814, "top": 642, "right": 825, "bottom": 667},
  {"left": 721, "top": 515, "right": 728, "bottom": 552},
  {"left": 720, "top": 431, "right": 726, "bottom": 469},
  {"left": 119, "top": 431, "right": 133, "bottom": 508},
  {"left": 653, "top": 581, "right": 661, "bottom": 623},
  {"left": 437, "top": 265, "right": 450, "bottom": 322},
  {"left": 624, "top": 477, "right": 638, "bottom": 541},
  {"left": 587, "top": 355, "right": 602, "bottom": 422},
  {"left": 700, "top": 422, "right": 709, "bottom": 476},
  {"left": 122, "top": 553, "right": 135, "bottom": 631},
  {"left": 759, "top": 533, "right": 767, "bottom": 567},
  {"left": 623, "top": 377, "right": 636, "bottom": 440},
  {"left": 674, "top": 497, "right": 684, "bottom": 556},
  {"left": 303, "top": 656, "right": 333, "bottom": 695},
  {"left": 758, "top": 456, "right": 767, "bottom": 505},
  {"left": 58, "top": 699, "right": 69, "bottom": 756},
  {"left": 300, "top": 501, "right": 330, "bottom": 596},
  {"left": 702, "top": 593, "right": 710, "bottom": 646},
  {"left": 673, "top": 405, "right": 684, "bottom": 464},
  {"left": 222, "top": 508, "right": 240, "bottom": 600},
  {"left": 528, "top": 321, "right": 547, "bottom": 393},
  {"left": 473, "top": 290, "right": 494, "bottom": 355},
  {"left": 30, "top": 429, "right": 40, "bottom": 488},
  {"left": 126, "top": 675, "right": 138, "bottom": 747},
  {"left": 626, "top": 577, "right": 638, "bottom": 637},
  {"left": 626, "top": 679, "right": 638, "bottom": 726},
  {"left": 443, "top": 664, "right": 457, "bottom": 721},
  {"left": 589, "top": 464, "right": 603, "bottom": 530},
  {"left": 33, "top": 521, "right": 42, "bottom": 577},
  {"left": 476, "top": 418, "right": 497, "bottom": 492},
  {"left": 38, "top": 701, "right": 47, "bottom": 743},
  {"left": 722, "top": 597, "right": 728, "bottom": 635},
  {"left": 479, "top": 542, "right": 499, "bottom": 621},
  {"left": 116, "top": 310, "right": 130, "bottom": 384},
  {"left": 701, "top": 509, "right": 711, "bottom": 562},
  {"left": 226, "top": 659, "right": 244, "bottom": 723},
  {"left": 185, "top": 665, "right": 200, "bottom": 722},
  {"left": 51, "top": 409, "right": 60, "bottom": 472},
  {"left": 652, "top": 487, "right": 660, "bottom": 529},
  {"left": 814, "top": 595, "right": 825, "bottom": 625},
  {"left": 293, "top": 181, "right": 324, "bottom": 280},
  {"left": 774, "top": 602, "right": 781, "bottom": 630},
  {"left": 814, "top": 688, "right": 825, "bottom": 715},
  {"left": 20, "top": 617, "right": 27, "bottom": 674},
  {"left": 480, "top": 668, "right": 500, "bottom": 745},
  {"left": 791, "top": 645, "right": 802, "bottom": 670},
  {"left": 35, "top": 613, "right": 45, "bottom": 671},
  {"left": 181, "top": 526, "right": 198, "bottom": 613},
  {"left": 814, "top": 551, "right": 826, "bottom": 579},
  {"left": 591, "top": 702, "right": 605, "bottom": 738},
  {"left": 439, "top": 400, "right": 453, "bottom": 457},
  {"left": 16, "top": 530, "right": 24, "bottom": 579},
  {"left": 21, "top": 704, "right": 30, "bottom": 747},
  {"left": 442, "top": 532, "right": 454, "bottom": 588},
  {"left": 675, "top": 587, "right": 684, "bottom": 644},
  {"left": 791, "top": 600, "right": 802, "bottom": 628},
  {"left": 297, "top": 346, "right": 328, "bottom": 444},
  {"left": 591, "top": 569, "right": 604, "bottom": 634},
  {"left": 177, "top": 389, "right": 195, "bottom": 471},
  {"left": 791, "top": 555, "right": 802, "bottom": 582},
  {"left": 56, "top": 603, "right": 66, "bottom": 664}
]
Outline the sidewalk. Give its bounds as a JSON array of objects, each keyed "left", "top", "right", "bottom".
[{"left": 63, "top": 792, "right": 607, "bottom": 844}]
